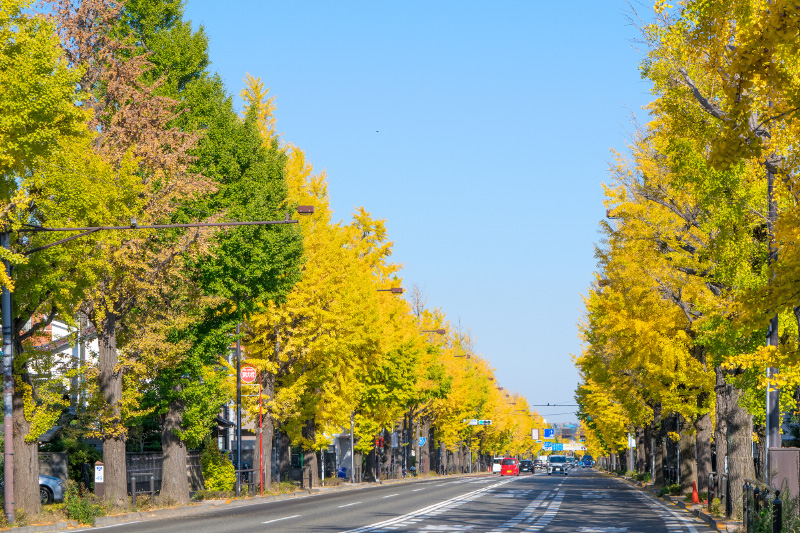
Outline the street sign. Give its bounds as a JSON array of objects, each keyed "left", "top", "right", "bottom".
[
  {"left": 241, "top": 365, "right": 257, "bottom": 383},
  {"left": 536, "top": 440, "right": 543, "bottom": 443},
  {"left": 95, "top": 464, "right": 104, "bottom": 483},
  {"left": 543, "top": 442, "right": 552, "bottom": 450},
  {"left": 477, "top": 420, "right": 492, "bottom": 426},
  {"left": 464, "top": 419, "right": 478, "bottom": 425},
  {"left": 628, "top": 433, "right": 636, "bottom": 448},
  {"left": 391, "top": 432, "right": 399, "bottom": 448},
  {"left": 553, "top": 443, "right": 564, "bottom": 451},
  {"left": 419, "top": 437, "right": 426, "bottom": 446},
  {"left": 544, "top": 428, "right": 555, "bottom": 439},
  {"left": 531, "top": 428, "right": 539, "bottom": 440},
  {"left": 563, "top": 443, "right": 587, "bottom": 451}
]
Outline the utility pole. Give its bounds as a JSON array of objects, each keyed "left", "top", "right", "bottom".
[
  {"left": 766, "top": 163, "right": 780, "bottom": 486},
  {"left": 350, "top": 411, "right": 355, "bottom": 483},
  {"left": 235, "top": 323, "right": 242, "bottom": 496},
  {"left": 2, "top": 232, "right": 14, "bottom": 524}
]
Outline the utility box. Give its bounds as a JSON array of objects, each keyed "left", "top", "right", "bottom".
[{"left": 769, "top": 447, "right": 800, "bottom": 496}]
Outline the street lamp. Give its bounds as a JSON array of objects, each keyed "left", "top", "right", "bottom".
[{"left": 1, "top": 206, "right": 314, "bottom": 521}]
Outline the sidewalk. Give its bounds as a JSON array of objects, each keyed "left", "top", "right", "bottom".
[
  {"left": 608, "top": 472, "right": 742, "bottom": 532},
  {"left": 0, "top": 471, "right": 487, "bottom": 532}
]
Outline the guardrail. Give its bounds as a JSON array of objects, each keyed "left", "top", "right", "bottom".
[{"left": 743, "top": 479, "right": 782, "bottom": 533}]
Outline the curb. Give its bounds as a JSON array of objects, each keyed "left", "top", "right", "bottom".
[{"left": 1, "top": 472, "right": 486, "bottom": 532}]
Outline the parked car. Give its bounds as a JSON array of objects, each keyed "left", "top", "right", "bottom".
[
  {"left": 492, "top": 457, "right": 503, "bottom": 474},
  {"left": 0, "top": 475, "right": 64, "bottom": 504},
  {"left": 500, "top": 457, "right": 520, "bottom": 476},
  {"left": 38, "top": 475, "right": 65, "bottom": 504},
  {"left": 547, "top": 455, "right": 568, "bottom": 476},
  {"left": 519, "top": 460, "right": 533, "bottom": 473}
]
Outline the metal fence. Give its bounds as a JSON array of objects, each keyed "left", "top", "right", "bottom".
[
  {"left": 743, "top": 479, "right": 782, "bottom": 533},
  {"left": 125, "top": 451, "right": 203, "bottom": 495}
]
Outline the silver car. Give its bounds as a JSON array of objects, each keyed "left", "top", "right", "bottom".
[
  {"left": 38, "top": 475, "right": 65, "bottom": 504},
  {"left": 0, "top": 475, "right": 64, "bottom": 504}
]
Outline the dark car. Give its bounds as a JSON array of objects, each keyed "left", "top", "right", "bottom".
[{"left": 519, "top": 460, "right": 533, "bottom": 473}]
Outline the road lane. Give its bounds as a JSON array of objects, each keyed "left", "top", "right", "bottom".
[{"left": 69, "top": 469, "right": 718, "bottom": 532}]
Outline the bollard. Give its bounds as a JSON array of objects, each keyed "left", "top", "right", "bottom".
[
  {"left": 149, "top": 475, "right": 154, "bottom": 499},
  {"left": 773, "top": 490, "right": 782, "bottom": 533},
  {"left": 743, "top": 481, "right": 750, "bottom": 531},
  {"left": 708, "top": 473, "right": 716, "bottom": 512},
  {"left": 131, "top": 475, "right": 137, "bottom": 507}
]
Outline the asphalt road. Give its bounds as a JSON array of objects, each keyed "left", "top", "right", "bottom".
[{"left": 74, "top": 469, "right": 716, "bottom": 532}]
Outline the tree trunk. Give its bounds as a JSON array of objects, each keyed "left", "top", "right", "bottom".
[
  {"left": 679, "top": 416, "right": 697, "bottom": 494},
  {"left": 278, "top": 431, "right": 290, "bottom": 482},
  {"left": 301, "top": 418, "right": 318, "bottom": 486},
  {"left": 714, "top": 366, "right": 728, "bottom": 476},
  {"left": 12, "top": 371, "right": 40, "bottom": 515},
  {"left": 259, "top": 375, "right": 274, "bottom": 490},
  {"left": 420, "top": 419, "right": 430, "bottom": 474},
  {"left": 654, "top": 432, "right": 664, "bottom": 486},
  {"left": 364, "top": 445, "right": 377, "bottom": 482},
  {"left": 695, "top": 408, "right": 712, "bottom": 495},
  {"left": 160, "top": 397, "right": 189, "bottom": 504},
  {"left": 381, "top": 429, "right": 391, "bottom": 477},
  {"left": 98, "top": 312, "right": 126, "bottom": 506},
  {"left": 727, "top": 381, "right": 755, "bottom": 519},
  {"left": 636, "top": 428, "right": 645, "bottom": 473}
]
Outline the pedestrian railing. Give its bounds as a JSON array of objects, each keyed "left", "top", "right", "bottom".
[
  {"left": 129, "top": 472, "right": 155, "bottom": 506},
  {"left": 707, "top": 472, "right": 731, "bottom": 518},
  {"left": 234, "top": 468, "right": 255, "bottom": 496},
  {"left": 743, "top": 478, "right": 782, "bottom": 533}
]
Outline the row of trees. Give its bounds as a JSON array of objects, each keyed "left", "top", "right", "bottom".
[
  {"left": 575, "top": 0, "right": 800, "bottom": 516},
  {"left": 0, "top": 0, "right": 547, "bottom": 518}
]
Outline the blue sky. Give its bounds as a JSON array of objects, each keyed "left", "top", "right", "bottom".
[{"left": 183, "top": 1, "right": 655, "bottom": 423}]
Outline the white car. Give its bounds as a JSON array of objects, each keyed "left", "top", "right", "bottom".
[
  {"left": 547, "top": 455, "right": 568, "bottom": 476},
  {"left": 492, "top": 457, "right": 503, "bottom": 474}
]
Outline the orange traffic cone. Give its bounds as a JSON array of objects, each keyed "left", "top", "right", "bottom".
[{"left": 692, "top": 481, "right": 700, "bottom": 504}]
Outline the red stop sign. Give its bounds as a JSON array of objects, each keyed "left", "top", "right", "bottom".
[{"left": 240, "top": 365, "right": 257, "bottom": 383}]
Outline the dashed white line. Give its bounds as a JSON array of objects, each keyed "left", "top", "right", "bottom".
[
  {"left": 262, "top": 514, "right": 301, "bottom": 524},
  {"left": 412, "top": 488, "right": 424, "bottom": 492},
  {"left": 339, "top": 502, "right": 362, "bottom": 508},
  {"left": 382, "top": 493, "right": 399, "bottom": 498}
]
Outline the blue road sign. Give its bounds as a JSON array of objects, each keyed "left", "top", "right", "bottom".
[
  {"left": 543, "top": 442, "right": 552, "bottom": 450},
  {"left": 553, "top": 443, "right": 564, "bottom": 451},
  {"left": 419, "top": 437, "right": 426, "bottom": 446},
  {"left": 544, "top": 428, "right": 555, "bottom": 439}
]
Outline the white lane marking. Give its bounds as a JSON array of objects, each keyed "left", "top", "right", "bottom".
[
  {"left": 413, "top": 488, "right": 425, "bottom": 491},
  {"left": 70, "top": 524, "right": 143, "bottom": 532},
  {"left": 342, "top": 478, "right": 515, "bottom": 532},
  {"left": 339, "top": 502, "right": 362, "bottom": 508},
  {"left": 382, "top": 493, "right": 399, "bottom": 498},
  {"left": 262, "top": 514, "right": 301, "bottom": 524}
]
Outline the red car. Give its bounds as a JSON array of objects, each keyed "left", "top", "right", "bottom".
[{"left": 500, "top": 457, "right": 519, "bottom": 476}]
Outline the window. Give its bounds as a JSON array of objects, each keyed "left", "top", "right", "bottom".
[{"left": 502, "top": 459, "right": 516, "bottom": 465}]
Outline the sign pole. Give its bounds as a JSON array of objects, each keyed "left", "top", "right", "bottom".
[{"left": 259, "top": 371, "right": 263, "bottom": 496}]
